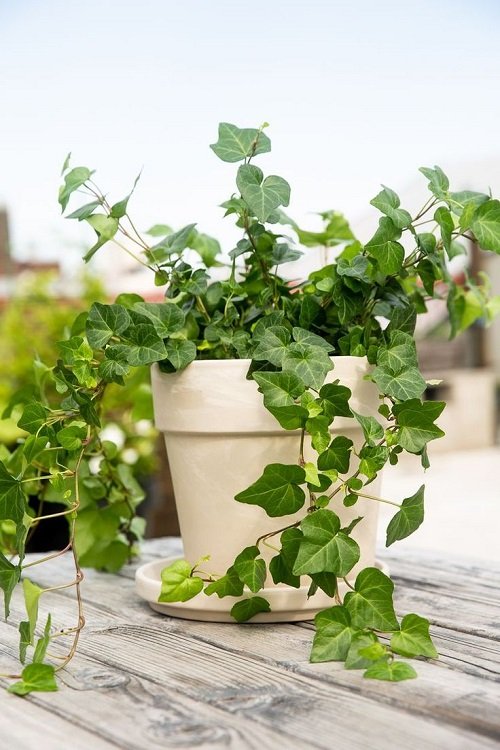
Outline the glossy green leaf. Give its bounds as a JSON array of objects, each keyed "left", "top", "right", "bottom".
[
  {"left": 282, "top": 342, "right": 333, "bottom": 390},
  {"left": 316, "top": 383, "right": 352, "bottom": 419},
  {"left": 237, "top": 164, "right": 291, "bottom": 222},
  {"left": 210, "top": 122, "right": 271, "bottom": 163},
  {"left": 57, "top": 423, "right": 87, "bottom": 451},
  {"left": 372, "top": 365, "right": 427, "bottom": 401},
  {"left": 204, "top": 567, "right": 244, "bottom": 598},
  {"left": 269, "top": 528, "right": 302, "bottom": 588},
  {"left": 393, "top": 399, "right": 445, "bottom": 452},
  {"left": 23, "top": 578, "right": 42, "bottom": 645},
  {"left": 165, "top": 338, "right": 197, "bottom": 370},
  {"left": 386, "top": 485, "right": 425, "bottom": 546},
  {"left": 353, "top": 412, "right": 384, "bottom": 445},
  {"left": 0, "top": 461, "right": 26, "bottom": 523},
  {"left": 344, "top": 567, "right": 399, "bottom": 631},
  {"left": 293, "top": 509, "right": 360, "bottom": 576},
  {"left": 17, "top": 403, "right": 47, "bottom": 434},
  {"left": 86, "top": 303, "right": 131, "bottom": 349},
  {"left": 252, "top": 326, "right": 291, "bottom": 366},
  {"left": 233, "top": 546, "right": 266, "bottom": 593},
  {"left": 84, "top": 214, "right": 119, "bottom": 262},
  {"left": 311, "top": 605, "right": 358, "bottom": 662},
  {"left": 471, "top": 199, "right": 500, "bottom": 253},
  {"left": 253, "top": 371, "right": 305, "bottom": 407},
  {"left": 230, "top": 596, "right": 271, "bottom": 622},
  {"left": 132, "top": 302, "right": 185, "bottom": 338},
  {"left": 391, "top": 613, "right": 438, "bottom": 658},
  {"left": 345, "top": 630, "right": 379, "bottom": 669},
  {"left": 364, "top": 659, "right": 417, "bottom": 681},
  {"left": 158, "top": 560, "right": 204, "bottom": 602},
  {"left": 317, "top": 436, "right": 353, "bottom": 474},
  {"left": 0, "top": 551, "right": 21, "bottom": 618},
  {"left": 59, "top": 166, "right": 93, "bottom": 212},
  {"left": 33, "top": 614, "right": 52, "bottom": 664},
  {"left": 370, "top": 186, "right": 412, "bottom": 229},
  {"left": 235, "top": 463, "right": 306, "bottom": 517},
  {"left": 8, "top": 663, "right": 58, "bottom": 695},
  {"left": 419, "top": 165, "right": 449, "bottom": 200}
]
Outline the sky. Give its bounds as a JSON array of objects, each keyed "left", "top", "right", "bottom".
[{"left": 1, "top": 0, "right": 500, "bottom": 274}]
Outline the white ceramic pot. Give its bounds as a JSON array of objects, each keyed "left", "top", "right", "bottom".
[{"left": 137, "top": 356, "right": 384, "bottom": 622}]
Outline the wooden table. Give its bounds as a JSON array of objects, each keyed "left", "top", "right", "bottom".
[{"left": 1, "top": 538, "right": 499, "bottom": 749}]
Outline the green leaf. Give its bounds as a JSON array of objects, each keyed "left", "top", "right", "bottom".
[
  {"left": 336, "top": 255, "right": 371, "bottom": 282},
  {"left": 252, "top": 326, "right": 291, "bottom": 366},
  {"left": 386, "top": 485, "right": 425, "bottom": 546},
  {"left": 204, "top": 567, "right": 244, "bottom": 598},
  {"left": 292, "top": 327, "right": 333, "bottom": 352},
  {"left": 86, "top": 302, "right": 131, "bottom": 349},
  {"left": 233, "top": 546, "right": 266, "bottom": 593},
  {"left": 253, "top": 371, "right": 305, "bottom": 407},
  {"left": 364, "top": 659, "right": 417, "bottom": 682},
  {"left": 0, "top": 461, "right": 27, "bottom": 524},
  {"left": 391, "top": 613, "right": 438, "bottom": 658},
  {"left": 23, "top": 436, "right": 49, "bottom": 463},
  {"left": 236, "top": 164, "right": 291, "bottom": 222},
  {"left": 109, "top": 171, "right": 142, "bottom": 218},
  {"left": 359, "top": 446, "right": 389, "bottom": 480},
  {"left": 230, "top": 596, "right": 271, "bottom": 622},
  {"left": 18, "top": 621, "right": 31, "bottom": 664},
  {"left": 165, "top": 338, "right": 197, "bottom": 370},
  {"left": 344, "top": 567, "right": 399, "bottom": 631},
  {"left": 66, "top": 200, "right": 101, "bottom": 220},
  {"left": 370, "top": 186, "right": 412, "bottom": 229},
  {"left": 293, "top": 509, "right": 360, "bottom": 576},
  {"left": 189, "top": 232, "right": 221, "bottom": 267},
  {"left": 267, "top": 405, "right": 308, "bottom": 430},
  {"left": 235, "top": 463, "right": 306, "bottom": 517},
  {"left": 8, "top": 663, "right": 58, "bottom": 695},
  {"left": 434, "top": 206, "right": 454, "bottom": 252},
  {"left": 365, "top": 217, "right": 404, "bottom": 275},
  {"left": 33, "top": 614, "right": 52, "bottom": 664},
  {"left": 0, "top": 551, "right": 21, "bottom": 618},
  {"left": 470, "top": 199, "right": 500, "bottom": 253},
  {"left": 210, "top": 122, "right": 271, "bottom": 163},
  {"left": 353, "top": 413, "right": 384, "bottom": 446},
  {"left": 316, "top": 383, "right": 352, "bottom": 419},
  {"left": 17, "top": 403, "right": 47, "bottom": 434},
  {"left": 345, "top": 631, "right": 379, "bottom": 669},
  {"left": 84, "top": 214, "right": 119, "bottom": 262},
  {"left": 317, "top": 436, "right": 353, "bottom": 474},
  {"left": 419, "top": 165, "right": 449, "bottom": 200},
  {"left": 282, "top": 343, "right": 333, "bottom": 390},
  {"left": 393, "top": 399, "right": 445, "bottom": 452},
  {"left": 311, "top": 605, "right": 357, "bottom": 662},
  {"left": 119, "top": 325, "right": 168, "bottom": 366},
  {"left": 23, "top": 578, "right": 42, "bottom": 645},
  {"left": 377, "top": 331, "right": 418, "bottom": 374},
  {"left": 310, "top": 571, "right": 338, "bottom": 596},
  {"left": 57, "top": 423, "right": 87, "bottom": 451},
  {"left": 132, "top": 302, "right": 185, "bottom": 337},
  {"left": 269, "top": 528, "right": 302, "bottom": 588},
  {"left": 372, "top": 366, "right": 427, "bottom": 401},
  {"left": 158, "top": 560, "right": 204, "bottom": 603},
  {"left": 59, "top": 166, "right": 93, "bottom": 212}
]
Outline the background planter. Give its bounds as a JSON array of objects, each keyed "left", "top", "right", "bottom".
[{"left": 138, "top": 356, "right": 384, "bottom": 621}]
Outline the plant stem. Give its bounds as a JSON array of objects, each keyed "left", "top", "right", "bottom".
[{"left": 353, "top": 490, "right": 400, "bottom": 508}]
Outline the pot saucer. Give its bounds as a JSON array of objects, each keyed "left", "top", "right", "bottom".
[{"left": 135, "top": 556, "right": 389, "bottom": 623}]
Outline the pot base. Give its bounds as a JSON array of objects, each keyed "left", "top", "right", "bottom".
[{"left": 136, "top": 556, "right": 390, "bottom": 623}]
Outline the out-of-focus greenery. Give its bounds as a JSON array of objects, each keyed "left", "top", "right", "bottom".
[{"left": 0, "top": 271, "right": 158, "bottom": 553}]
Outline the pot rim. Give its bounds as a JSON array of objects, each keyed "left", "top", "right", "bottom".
[{"left": 153, "top": 353, "right": 368, "bottom": 371}]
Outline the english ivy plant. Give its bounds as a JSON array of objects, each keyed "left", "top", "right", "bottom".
[{"left": 1, "top": 122, "right": 500, "bottom": 693}]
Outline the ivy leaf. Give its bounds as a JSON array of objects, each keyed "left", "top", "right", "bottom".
[
  {"left": 18, "top": 621, "right": 31, "bottom": 664},
  {"left": 23, "top": 436, "right": 49, "bottom": 463},
  {"left": 230, "top": 596, "right": 271, "bottom": 622},
  {"left": 119, "top": 325, "right": 167, "bottom": 366},
  {"left": 372, "top": 366, "right": 427, "bottom": 401},
  {"left": 158, "top": 560, "right": 204, "bottom": 603},
  {"left": 353, "top": 412, "right": 384, "bottom": 446},
  {"left": 365, "top": 217, "right": 404, "bottom": 275},
  {"left": 419, "top": 165, "right": 449, "bottom": 200},
  {"left": 86, "top": 303, "right": 131, "bottom": 349},
  {"left": 253, "top": 371, "right": 305, "bottom": 408},
  {"left": 132, "top": 302, "right": 185, "bottom": 338},
  {"left": 370, "top": 186, "right": 412, "bottom": 229},
  {"left": 470, "top": 199, "right": 500, "bottom": 253},
  {"left": 311, "top": 605, "right": 358, "bottom": 662},
  {"left": 236, "top": 164, "right": 291, "bottom": 222},
  {"left": 17, "top": 403, "right": 47, "bottom": 434},
  {"left": 293, "top": 509, "right": 360, "bottom": 576},
  {"left": 391, "top": 613, "right": 438, "bottom": 658},
  {"left": 434, "top": 206, "right": 454, "bottom": 252},
  {"left": 109, "top": 171, "right": 142, "bottom": 219},
  {"left": 0, "top": 550, "right": 21, "bottom": 618},
  {"left": 359, "top": 445, "right": 389, "bottom": 480},
  {"left": 151, "top": 224, "right": 198, "bottom": 259},
  {"left": 22, "top": 578, "right": 42, "bottom": 645},
  {"left": 235, "top": 463, "right": 306, "bottom": 517},
  {"left": 317, "top": 436, "right": 353, "bottom": 474},
  {"left": 269, "top": 528, "right": 303, "bottom": 588},
  {"left": 345, "top": 631, "right": 379, "bottom": 669},
  {"left": 393, "top": 399, "right": 445, "bottom": 452},
  {"left": 310, "top": 572, "right": 338, "bottom": 596},
  {"left": 344, "top": 567, "right": 399, "bottom": 631},
  {"left": 267, "top": 405, "right": 308, "bottom": 430},
  {"left": 233, "top": 546, "right": 266, "bottom": 593},
  {"left": 204, "top": 567, "right": 244, "bottom": 598},
  {"left": 292, "top": 327, "right": 333, "bottom": 352},
  {"left": 0, "top": 461, "right": 26, "bottom": 524},
  {"left": 66, "top": 200, "right": 101, "bottom": 220},
  {"left": 165, "top": 339, "right": 197, "bottom": 370},
  {"left": 8, "top": 663, "right": 58, "bottom": 695},
  {"left": 33, "top": 614, "right": 52, "bottom": 664},
  {"left": 252, "top": 326, "right": 291, "bottom": 366},
  {"left": 364, "top": 659, "right": 417, "bottom": 682},
  {"left": 306, "top": 415, "right": 332, "bottom": 454},
  {"left": 57, "top": 422, "right": 87, "bottom": 451},
  {"left": 282, "top": 343, "right": 333, "bottom": 390},
  {"left": 378, "top": 331, "right": 418, "bottom": 373},
  {"left": 386, "top": 485, "right": 425, "bottom": 546},
  {"left": 316, "top": 383, "right": 352, "bottom": 419},
  {"left": 189, "top": 232, "right": 221, "bottom": 267},
  {"left": 84, "top": 215, "right": 119, "bottom": 262},
  {"left": 59, "top": 166, "right": 94, "bottom": 212},
  {"left": 210, "top": 122, "right": 271, "bottom": 163}
]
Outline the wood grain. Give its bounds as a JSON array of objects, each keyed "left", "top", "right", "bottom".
[{"left": 1, "top": 539, "right": 499, "bottom": 750}]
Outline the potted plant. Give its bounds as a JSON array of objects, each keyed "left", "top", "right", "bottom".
[{"left": 1, "top": 122, "right": 499, "bottom": 694}]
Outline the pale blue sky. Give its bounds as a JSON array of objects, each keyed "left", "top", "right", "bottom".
[{"left": 1, "top": 0, "right": 500, "bottom": 268}]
